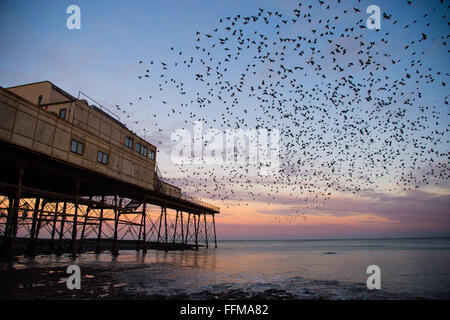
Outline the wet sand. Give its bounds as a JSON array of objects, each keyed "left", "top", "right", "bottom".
[
  {"left": 3, "top": 238, "right": 448, "bottom": 300},
  {"left": 0, "top": 263, "right": 300, "bottom": 300}
]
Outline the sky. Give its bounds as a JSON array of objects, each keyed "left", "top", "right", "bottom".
[{"left": 0, "top": 0, "right": 449, "bottom": 240}]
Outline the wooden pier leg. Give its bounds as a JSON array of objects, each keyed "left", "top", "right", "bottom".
[
  {"left": 7, "top": 167, "right": 24, "bottom": 258},
  {"left": 157, "top": 207, "right": 163, "bottom": 245},
  {"left": 56, "top": 202, "right": 67, "bottom": 255},
  {"left": 136, "top": 201, "right": 143, "bottom": 252},
  {"left": 25, "top": 197, "right": 41, "bottom": 256},
  {"left": 34, "top": 199, "right": 46, "bottom": 242},
  {"left": 185, "top": 213, "right": 191, "bottom": 245},
  {"left": 1, "top": 196, "right": 15, "bottom": 259},
  {"left": 49, "top": 202, "right": 59, "bottom": 251},
  {"left": 70, "top": 181, "right": 80, "bottom": 257},
  {"left": 213, "top": 213, "right": 217, "bottom": 248},
  {"left": 2, "top": 196, "right": 13, "bottom": 242},
  {"left": 112, "top": 194, "right": 120, "bottom": 256},
  {"left": 204, "top": 213, "right": 208, "bottom": 249},
  {"left": 1, "top": 196, "right": 14, "bottom": 257},
  {"left": 164, "top": 207, "right": 168, "bottom": 251},
  {"left": 172, "top": 210, "right": 179, "bottom": 244},
  {"left": 142, "top": 199, "right": 147, "bottom": 254},
  {"left": 136, "top": 215, "right": 142, "bottom": 251},
  {"left": 78, "top": 206, "right": 91, "bottom": 253},
  {"left": 2, "top": 196, "right": 14, "bottom": 240},
  {"left": 95, "top": 196, "right": 104, "bottom": 254},
  {"left": 194, "top": 214, "right": 199, "bottom": 250},
  {"left": 10, "top": 168, "right": 24, "bottom": 257},
  {"left": 180, "top": 211, "right": 184, "bottom": 249}
]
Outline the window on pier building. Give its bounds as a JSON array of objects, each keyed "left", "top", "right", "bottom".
[
  {"left": 142, "top": 146, "right": 148, "bottom": 157},
  {"left": 149, "top": 150, "right": 155, "bottom": 160},
  {"left": 97, "top": 151, "right": 108, "bottom": 164},
  {"left": 70, "top": 139, "right": 84, "bottom": 155},
  {"left": 136, "top": 142, "right": 141, "bottom": 153},
  {"left": 59, "top": 108, "right": 67, "bottom": 119},
  {"left": 126, "top": 136, "right": 133, "bottom": 149}
]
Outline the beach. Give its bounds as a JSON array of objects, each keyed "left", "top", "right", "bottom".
[{"left": 1, "top": 238, "right": 449, "bottom": 300}]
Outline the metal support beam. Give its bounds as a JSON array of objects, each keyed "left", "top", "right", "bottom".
[
  {"left": 25, "top": 197, "right": 41, "bottom": 256},
  {"left": 56, "top": 202, "right": 67, "bottom": 255},
  {"left": 204, "top": 213, "right": 208, "bottom": 248},
  {"left": 49, "top": 202, "right": 59, "bottom": 251},
  {"left": 137, "top": 210, "right": 143, "bottom": 252},
  {"left": 142, "top": 199, "right": 147, "bottom": 254},
  {"left": 172, "top": 210, "right": 179, "bottom": 244},
  {"left": 78, "top": 205, "right": 91, "bottom": 253},
  {"left": 2, "top": 196, "right": 13, "bottom": 242},
  {"left": 95, "top": 196, "right": 104, "bottom": 254},
  {"left": 194, "top": 214, "right": 199, "bottom": 250},
  {"left": 112, "top": 193, "right": 120, "bottom": 256},
  {"left": 34, "top": 199, "right": 46, "bottom": 241},
  {"left": 1, "top": 195, "right": 14, "bottom": 259},
  {"left": 180, "top": 211, "right": 184, "bottom": 247},
  {"left": 8, "top": 167, "right": 24, "bottom": 258},
  {"left": 70, "top": 181, "right": 80, "bottom": 257},
  {"left": 212, "top": 213, "right": 217, "bottom": 248},
  {"left": 185, "top": 213, "right": 191, "bottom": 245},
  {"left": 157, "top": 206, "right": 163, "bottom": 245},
  {"left": 164, "top": 207, "right": 168, "bottom": 251}
]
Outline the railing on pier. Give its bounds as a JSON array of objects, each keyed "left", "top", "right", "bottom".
[
  {"left": 180, "top": 193, "right": 220, "bottom": 212},
  {"left": 155, "top": 165, "right": 219, "bottom": 213}
]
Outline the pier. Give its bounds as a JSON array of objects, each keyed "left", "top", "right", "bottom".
[{"left": 0, "top": 81, "right": 219, "bottom": 259}]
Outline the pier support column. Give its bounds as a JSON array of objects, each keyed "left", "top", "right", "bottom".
[
  {"left": 185, "top": 213, "right": 191, "bottom": 245},
  {"left": 194, "top": 214, "right": 199, "bottom": 250},
  {"left": 137, "top": 204, "right": 143, "bottom": 252},
  {"left": 56, "top": 202, "right": 67, "bottom": 255},
  {"left": 204, "top": 213, "right": 208, "bottom": 248},
  {"left": 34, "top": 199, "right": 46, "bottom": 242},
  {"left": 1, "top": 196, "right": 14, "bottom": 259},
  {"left": 213, "top": 213, "right": 217, "bottom": 248},
  {"left": 142, "top": 199, "right": 147, "bottom": 254},
  {"left": 49, "top": 202, "right": 59, "bottom": 251},
  {"left": 164, "top": 207, "right": 168, "bottom": 251},
  {"left": 2, "top": 196, "right": 14, "bottom": 242},
  {"left": 78, "top": 205, "right": 91, "bottom": 254},
  {"left": 180, "top": 211, "right": 184, "bottom": 248},
  {"left": 70, "top": 181, "right": 80, "bottom": 257},
  {"left": 11, "top": 167, "right": 24, "bottom": 257},
  {"left": 157, "top": 206, "right": 163, "bottom": 245},
  {"left": 1, "top": 167, "right": 24, "bottom": 259},
  {"left": 172, "top": 210, "right": 179, "bottom": 244},
  {"left": 95, "top": 196, "right": 104, "bottom": 254},
  {"left": 136, "top": 199, "right": 146, "bottom": 252},
  {"left": 112, "top": 194, "right": 120, "bottom": 256},
  {"left": 25, "top": 197, "right": 41, "bottom": 256}
]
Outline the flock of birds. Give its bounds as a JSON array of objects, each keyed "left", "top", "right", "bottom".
[{"left": 115, "top": 0, "right": 449, "bottom": 221}]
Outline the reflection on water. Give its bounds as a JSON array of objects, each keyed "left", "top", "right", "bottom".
[{"left": 9, "top": 238, "right": 450, "bottom": 299}]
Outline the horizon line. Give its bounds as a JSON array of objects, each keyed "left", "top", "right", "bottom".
[{"left": 217, "top": 235, "right": 450, "bottom": 241}]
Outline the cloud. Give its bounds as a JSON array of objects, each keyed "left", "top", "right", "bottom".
[
  {"left": 215, "top": 221, "right": 450, "bottom": 240},
  {"left": 252, "top": 189, "right": 450, "bottom": 232}
]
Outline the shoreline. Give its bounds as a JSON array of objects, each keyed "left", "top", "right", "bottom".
[
  {"left": 0, "top": 263, "right": 301, "bottom": 300},
  {"left": 0, "top": 260, "right": 437, "bottom": 300}
]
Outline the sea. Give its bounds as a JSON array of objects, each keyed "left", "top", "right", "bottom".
[{"left": 10, "top": 237, "right": 450, "bottom": 299}]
